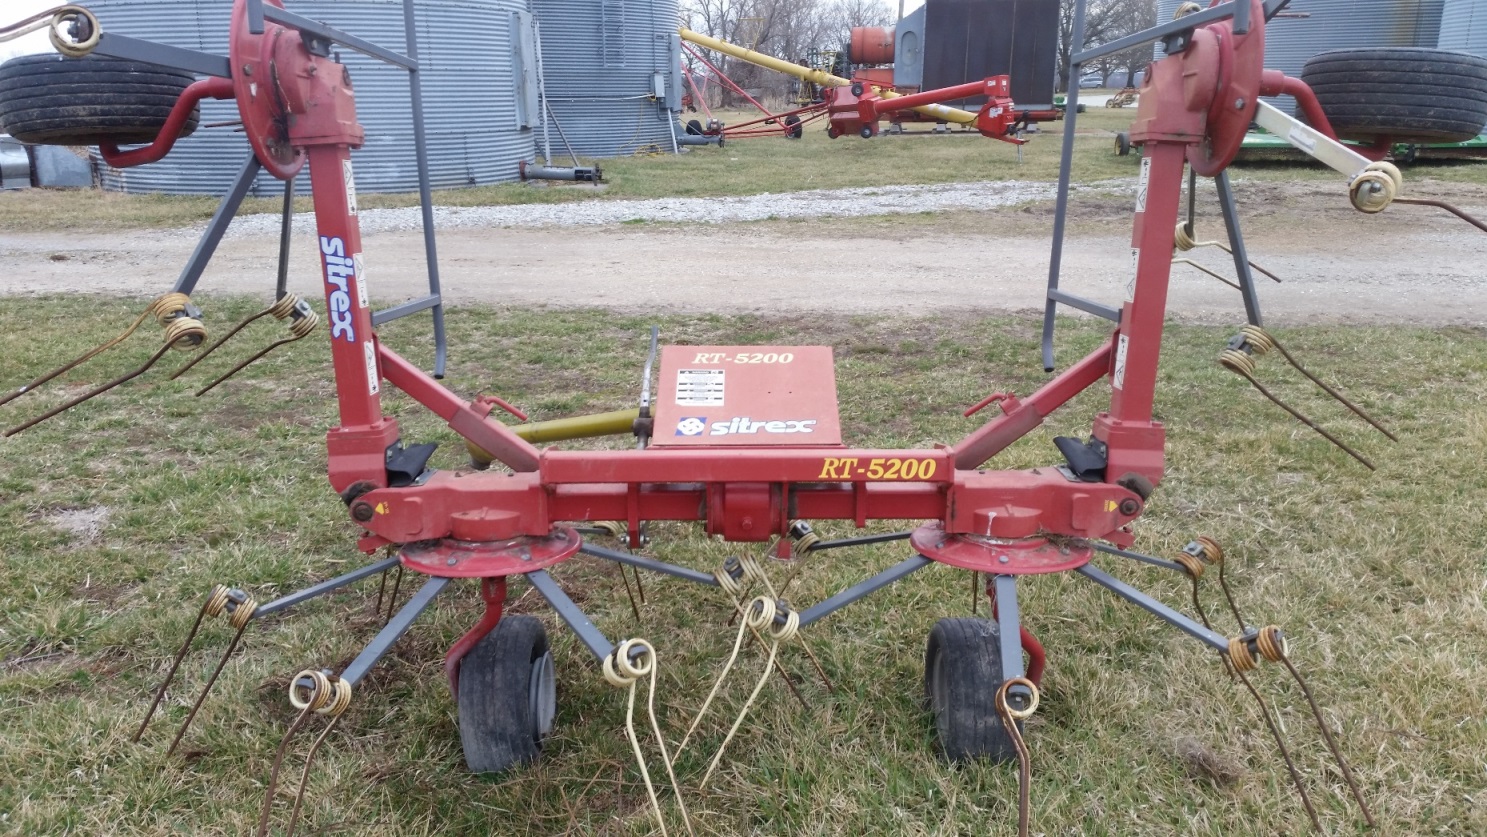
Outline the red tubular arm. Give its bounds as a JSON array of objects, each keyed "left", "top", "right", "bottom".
[
  {"left": 98, "top": 76, "right": 236, "bottom": 168},
  {"left": 1260, "top": 71, "right": 1391, "bottom": 161},
  {"left": 948, "top": 337, "right": 1115, "bottom": 470}
]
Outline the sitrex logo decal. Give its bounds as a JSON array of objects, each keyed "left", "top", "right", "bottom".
[
  {"left": 674, "top": 416, "right": 817, "bottom": 437},
  {"left": 320, "top": 235, "right": 357, "bottom": 342}
]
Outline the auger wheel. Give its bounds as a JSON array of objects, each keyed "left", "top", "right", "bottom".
[{"left": 456, "top": 615, "right": 557, "bottom": 774}]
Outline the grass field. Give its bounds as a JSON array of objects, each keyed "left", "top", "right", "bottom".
[
  {"left": 1, "top": 297, "right": 1484, "bottom": 835},
  {"left": 3, "top": 105, "right": 1483, "bottom": 233}
]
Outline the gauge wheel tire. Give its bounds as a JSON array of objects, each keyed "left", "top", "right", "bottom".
[
  {"left": 827, "top": 126, "right": 840, "bottom": 139},
  {"left": 685, "top": 119, "right": 703, "bottom": 136},
  {"left": 1115, "top": 131, "right": 1132, "bottom": 156},
  {"left": 924, "top": 617, "right": 1020, "bottom": 763},
  {"left": 1300, "top": 47, "right": 1487, "bottom": 144},
  {"left": 859, "top": 125, "right": 874, "bottom": 139},
  {"left": 784, "top": 114, "right": 803, "bottom": 139},
  {"left": 0, "top": 54, "right": 200, "bottom": 146},
  {"left": 457, "top": 615, "right": 557, "bottom": 774}
]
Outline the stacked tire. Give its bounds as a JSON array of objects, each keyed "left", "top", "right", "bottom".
[
  {"left": 0, "top": 54, "right": 199, "bottom": 146},
  {"left": 1300, "top": 48, "right": 1487, "bottom": 145}
]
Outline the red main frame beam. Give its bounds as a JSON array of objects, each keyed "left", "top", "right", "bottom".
[{"left": 231, "top": 0, "right": 1287, "bottom": 557}]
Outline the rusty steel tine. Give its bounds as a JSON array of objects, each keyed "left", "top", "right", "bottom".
[
  {"left": 1231, "top": 366, "right": 1376, "bottom": 470},
  {"left": 194, "top": 333, "right": 307, "bottom": 396},
  {"left": 5, "top": 341, "right": 173, "bottom": 436},
  {"left": 1277, "top": 655, "right": 1375, "bottom": 827},
  {"left": 171, "top": 307, "right": 275, "bottom": 380},
  {"left": 1266, "top": 336, "right": 1397, "bottom": 442},
  {"left": 1173, "top": 257, "right": 1243, "bottom": 291},
  {"left": 618, "top": 562, "right": 642, "bottom": 622},
  {"left": 133, "top": 597, "right": 215, "bottom": 742},
  {"left": 166, "top": 622, "right": 250, "bottom": 756},
  {"left": 256, "top": 704, "right": 316, "bottom": 837},
  {"left": 285, "top": 713, "right": 345, "bottom": 837},
  {"left": 1233, "top": 666, "right": 1322, "bottom": 832},
  {"left": 1395, "top": 197, "right": 1487, "bottom": 234}
]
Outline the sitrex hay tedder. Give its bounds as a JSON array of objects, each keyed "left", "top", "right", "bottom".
[{"left": 2, "top": 1, "right": 1487, "bottom": 835}]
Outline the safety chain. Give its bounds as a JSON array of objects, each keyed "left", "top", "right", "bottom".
[
  {"left": 0, "top": 4, "right": 98, "bottom": 56},
  {"left": 3, "top": 293, "right": 206, "bottom": 436},
  {"left": 256, "top": 670, "right": 354, "bottom": 837},
  {"left": 994, "top": 677, "right": 1040, "bottom": 837},
  {"left": 603, "top": 639, "right": 694, "bottom": 837},
  {"left": 134, "top": 584, "right": 257, "bottom": 755},
  {"left": 171, "top": 294, "right": 320, "bottom": 396},
  {"left": 1218, "top": 324, "right": 1393, "bottom": 470}
]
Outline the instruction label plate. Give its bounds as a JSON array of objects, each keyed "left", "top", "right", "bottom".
[{"left": 653, "top": 345, "right": 843, "bottom": 448}]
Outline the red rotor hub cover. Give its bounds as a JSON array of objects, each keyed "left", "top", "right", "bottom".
[{"left": 228, "top": 0, "right": 305, "bottom": 179}]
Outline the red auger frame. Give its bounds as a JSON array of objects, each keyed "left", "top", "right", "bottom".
[
  {"left": 65, "top": 0, "right": 1384, "bottom": 831},
  {"left": 833, "top": 75, "right": 1058, "bottom": 142}
]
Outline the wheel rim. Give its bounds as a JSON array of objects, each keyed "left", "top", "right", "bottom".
[
  {"left": 530, "top": 650, "right": 556, "bottom": 740},
  {"left": 929, "top": 646, "right": 950, "bottom": 741}
]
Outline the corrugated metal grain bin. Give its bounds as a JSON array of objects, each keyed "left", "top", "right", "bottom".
[
  {"left": 81, "top": 0, "right": 535, "bottom": 195},
  {"left": 1156, "top": 0, "right": 1443, "bottom": 76},
  {"left": 530, "top": 0, "right": 681, "bottom": 159},
  {"left": 1438, "top": 0, "right": 1487, "bottom": 56}
]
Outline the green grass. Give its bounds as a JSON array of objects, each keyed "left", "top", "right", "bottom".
[
  {"left": 6, "top": 106, "right": 1481, "bottom": 232},
  {"left": 1, "top": 297, "right": 1485, "bottom": 835}
]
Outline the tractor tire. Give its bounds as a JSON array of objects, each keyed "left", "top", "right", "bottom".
[
  {"left": 457, "top": 616, "right": 557, "bottom": 774},
  {"left": 1300, "top": 48, "right": 1487, "bottom": 144},
  {"left": 784, "top": 114, "right": 803, "bottom": 139},
  {"left": 0, "top": 54, "right": 199, "bottom": 146},
  {"left": 924, "top": 617, "right": 1020, "bottom": 763},
  {"left": 1115, "top": 131, "right": 1132, "bottom": 156}
]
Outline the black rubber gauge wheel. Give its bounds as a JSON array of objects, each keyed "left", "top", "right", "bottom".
[
  {"left": 924, "top": 617, "right": 1020, "bottom": 762},
  {"left": 784, "top": 113, "right": 803, "bottom": 139},
  {"left": 457, "top": 615, "right": 557, "bottom": 774},
  {"left": 859, "top": 124, "right": 874, "bottom": 139},
  {"left": 0, "top": 54, "right": 200, "bottom": 146},
  {"left": 685, "top": 118, "right": 703, "bottom": 136},
  {"left": 1300, "top": 47, "right": 1487, "bottom": 144},
  {"left": 1115, "top": 131, "right": 1132, "bottom": 156}
]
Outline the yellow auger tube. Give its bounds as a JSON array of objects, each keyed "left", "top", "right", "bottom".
[
  {"left": 679, "top": 28, "right": 977, "bottom": 126},
  {"left": 466, "top": 408, "right": 642, "bottom": 466}
]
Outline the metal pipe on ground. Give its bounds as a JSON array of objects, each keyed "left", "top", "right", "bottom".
[{"left": 519, "top": 160, "right": 601, "bottom": 182}]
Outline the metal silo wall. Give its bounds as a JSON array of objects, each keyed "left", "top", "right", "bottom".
[
  {"left": 1155, "top": 0, "right": 1443, "bottom": 77},
  {"left": 1439, "top": 0, "right": 1487, "bottom": 56},
  {"left": 85, "top": 0, "right": 533, "bottom": 195},
  {"left": 530, "top": 0, "right": 680, "bottom": 159}
]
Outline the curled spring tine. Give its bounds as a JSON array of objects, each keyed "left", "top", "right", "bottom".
[
  {"left": 0, "top": 293, "right": 189, "bottom": 408},
  {"left": 4, "top": 315, "right": 205, "bottom": 437}
]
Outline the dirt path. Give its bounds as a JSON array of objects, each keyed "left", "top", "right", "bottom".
[{"left": 3, "top": 182, "right": 1484, "bottom": 326}]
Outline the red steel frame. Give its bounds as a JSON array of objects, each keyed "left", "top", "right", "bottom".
[{"left": 110, "top": 0, "right": 1280, "bottom": 589}]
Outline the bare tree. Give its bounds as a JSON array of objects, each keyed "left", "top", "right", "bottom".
[
  {"left": 1057, "top": 0, "right": 1157, "bottom": 92},
  {"left": 681, "top": 0, "right": 891, "bottom": 105}
]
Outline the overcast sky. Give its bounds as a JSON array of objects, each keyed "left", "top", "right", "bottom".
[{"left": 3, "top": 0, "right": 925, "bottom": 61}]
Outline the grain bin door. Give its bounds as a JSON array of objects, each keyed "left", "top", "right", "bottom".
[{"left": 512, "top": 10, "right": 540, "bottom": 128}]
